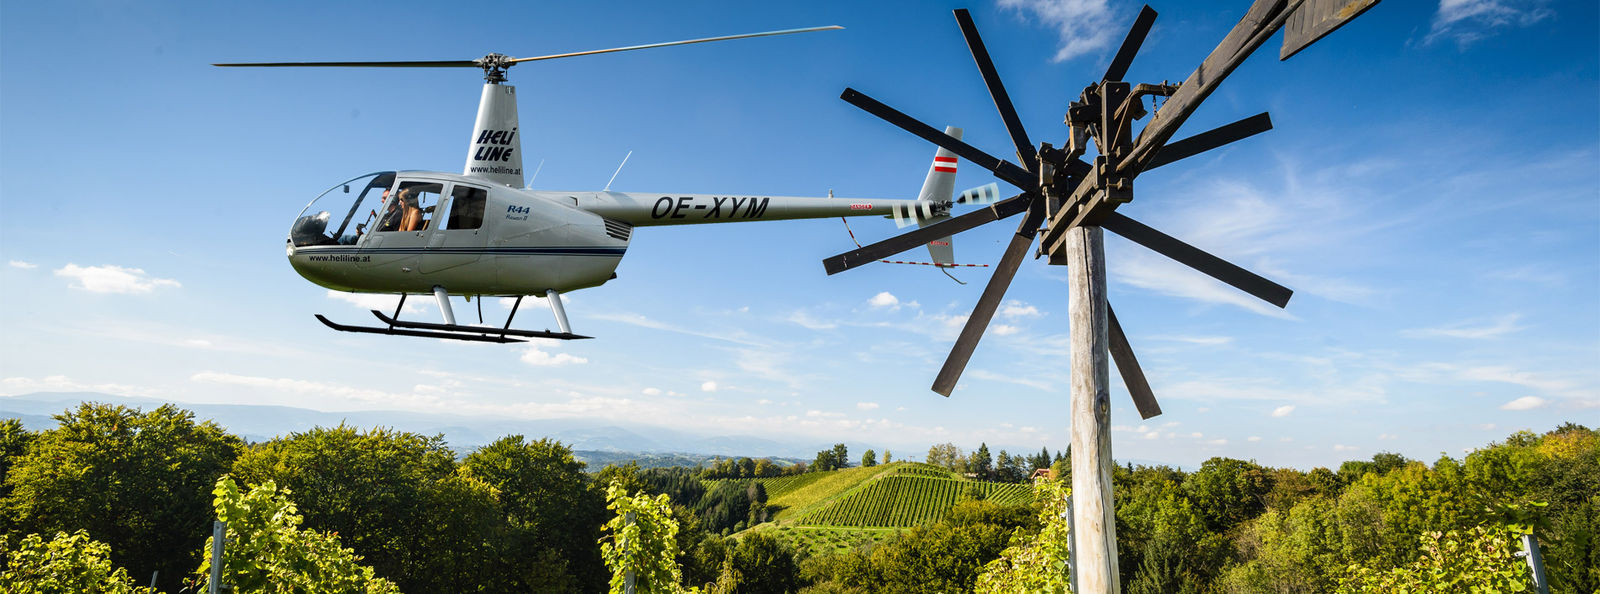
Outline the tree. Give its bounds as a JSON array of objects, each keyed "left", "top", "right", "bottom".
[
  {"left": 727, "top": 532, "right": 801, "bottom": 594},
  {"left": 231, "top": 424, "right": 458, "bottom": 592},
  {"left": 1, "top": 531, "right": 155, "bottom": 594},
  {"left": 463, "top": 435, "right": 608, "bottom": 591},
  {"left": 812, "top": 443, "right": 849, "bottom": 472},
  {"left": 600, "top": 481, "right": 688, "bottom": 594},
  {"left": 1029, "top": 447, "right": 1052, "bottom": 473},
  {"left": 884, "top": 450, "right": 893, "bottom": 464},
  {"left": 3, "top": 403, "right": 242, "bottom": 592},
  {"left": 927, "top": 442, "right": 965, "bottom": 472},
  {"left": 970, "top": 443, "right": 994, "bottom": 481},
  {"left": 976, "top": 479, "right": 1072, "bottom": 593},
  {"left": 1182, "top": 457, "right": 1273, "bottom": 533},
  {"left": 862, "top": 449, "right": 878, "bottom": 467},
  {"left": 0, "top": 418, "right": 33, "bottom": 531},
  {"left": 192, "top": 477, "right": 400, "bottom": 594},
  {"left": 1336, "top": 526, "right": 1530, "bottom": 592}
]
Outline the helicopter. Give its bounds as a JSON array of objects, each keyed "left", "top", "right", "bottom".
[{"left": 220, "top": 26, "right": 995, "bottom": 344}]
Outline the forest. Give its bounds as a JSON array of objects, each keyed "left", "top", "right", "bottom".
[{"left": 1, "top": 402, "right": 1595, "bottom": 593}]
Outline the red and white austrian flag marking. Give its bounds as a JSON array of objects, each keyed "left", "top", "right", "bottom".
[{"left": 933, "top": 156, "right": 957, "bottom": 173}]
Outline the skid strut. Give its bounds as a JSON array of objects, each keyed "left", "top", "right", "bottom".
[{"left": 314, "top": 291, "right": 591, "bottom": 343}]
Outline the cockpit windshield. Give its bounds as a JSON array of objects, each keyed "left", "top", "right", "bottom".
[{"left": 290, "top": 172, "right": 396, "bottom": 247}]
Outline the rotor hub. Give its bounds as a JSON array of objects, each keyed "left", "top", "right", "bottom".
[{"left": 475, "top": 53, "right": 514, "bottom": 84}]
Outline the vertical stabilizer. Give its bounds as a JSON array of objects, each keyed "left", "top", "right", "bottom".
[
  {"left": 463, "top": 83, "right": 524, "bottom": 188},
  {"left": 919, "top": 126, "right": 962, "bottom": 267}
]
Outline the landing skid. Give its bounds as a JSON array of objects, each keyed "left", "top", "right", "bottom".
[{"left": 315, "top": 292, "right": 591, "bottom": 343}]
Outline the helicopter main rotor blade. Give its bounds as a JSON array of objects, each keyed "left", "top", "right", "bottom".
[
  {"left": 1144, "top": 112, "right": 1273, "bottom": 171},
  {"left": 932, "top": 201, "right": 1048, "bottom": 396},
  {"left": 1102, "top": 212, "right": 1292, "bottom": 308},
  {"left": 824, "top": 192, "right": 1032, "bottom": 275},
  {"left": 1107, "top": 304, "right": 1162, "bottom": 419},
  {"left": 1103, "top": 5, "right": 1158, "bottom": 82},
  {"left": 509, "top": 25, "right": 842, "bottom": 63},
  {"left": 841, "top": 88, "right": 1036, "bottom": 192},
  {"left": 213, "top": 60, "right": 479, "bottom": 68},
  {"left": 954, "top": 9, "right": 1036, "bottom": 169}
]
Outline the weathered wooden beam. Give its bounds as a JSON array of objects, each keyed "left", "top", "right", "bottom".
[{"left": 1067, "top": 225, "right": 1120, "bottom": 593}]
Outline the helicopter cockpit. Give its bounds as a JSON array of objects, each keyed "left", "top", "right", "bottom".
[{"left": 290, "top": 172, "right": 397, "bottom": 247}]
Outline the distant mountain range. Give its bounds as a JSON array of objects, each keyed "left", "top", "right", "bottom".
[{"left": 0, "top": 392, "right": 835, "bottom": 468}]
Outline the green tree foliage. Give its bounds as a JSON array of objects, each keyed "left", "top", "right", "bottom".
[
  {"left": 230, "top": 424, "right": 460, "bottom": 592},
  {"left": 812, "top": 444, "right": 850, "bottom": 472},
  {"left": 0, "top": 418, "right": 33, "bottom": 531},
  {"left": 2, "top": 403, "right": 241, "bottom": 591},
  {"left": 803, "top": 499, "right": 1030, "bottom": 593},
  {"left": 600, "top": 482, "right": 689, "bottom": 594},
  {"left": 1028, "top": 447, "right": 1053, "bottom": 473},
  {"left": 462, "top": 435, "right": 607, "bottom": 592},
  {"left": 926, "top": 442, "right": 964, "bottom": 473},
  {"left": 1182, "top": 457, "right": 1273, "bottom": 533},
  {"left": 725, "top": 532, "right": 800, "bottom": 594},
  {"left": 882, "top": 450, "right": 892, "bottom": 464},
  {"left": 861, "top": 449, "right": 877, "bottom": 468},
  {"left": 969, "top": 443, "right": 993, "bottom": 481},
  {"left": 1336, "top": 525, "right": 1531, "bottom": 592},
  {"left": 695, "top": 480, "right": 767, "bottom": 534},
  {"left": 1, "top": 530, "right": 156, "bottom": 594},
  {"left": 976, "top": 479, "right": 1072, "bottom": 594},
  {"left": 192, "top": 477, "right": 399, "bottom": 594}
]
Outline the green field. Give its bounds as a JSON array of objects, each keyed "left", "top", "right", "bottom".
[
  {"left": 713, "top": 462, "right": 1036, "bottom": 532},
  {"left": 796, "top": 475, "right": 1034, "bottom": 527}
]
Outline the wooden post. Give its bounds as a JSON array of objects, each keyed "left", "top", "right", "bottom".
[
  {"left": 1067, "top": 225, "right": 1119, "bottom": 593},
  {"left": 208, "top": 520, "right": 226, "bottom": 594}
]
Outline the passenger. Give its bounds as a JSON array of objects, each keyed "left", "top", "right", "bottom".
[{"left": 399, "top": 189, "right": 423, "bottom": 231}]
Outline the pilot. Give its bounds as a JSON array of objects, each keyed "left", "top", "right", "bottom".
[{"left": 376, "top": 189, "right": 403, "bottom": 232}]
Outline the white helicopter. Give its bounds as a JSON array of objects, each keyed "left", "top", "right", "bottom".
[{"left": 220, "top": 26, "right": 996, "bottom": 343}]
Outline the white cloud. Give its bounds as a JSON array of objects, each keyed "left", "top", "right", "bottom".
[
  {"left": 701, "top": 381, "right": 719, "bottom": 392},
  {"left": 1500, "top": 396, "right": 1548, "bottom": 411},
  {"left": 992, "top": 324, "right": 1020, "bottom": 336},
  {"left": 1334, "top": 444, "right": 1359, "bottom": 452},
  {"left": 868, "top": 292, "right": 901, "bottom": 309},
  {"left": 641, "top": 387, "right": 662, "bottom": 396},
  {"left": 54, "top": 264, "right": 179, "bottom": 294},
  {"left": 1402, "top": 313, "right": 1525, "bottom": 339},
  {"left": 8, "top": 260, "right": 37, "bottom": 269},
  {"left": 1000, "top": 301, "right": 1041, "bottom": 319},
  {"left": 1427, "top": 0, "right": 1555, "bottom": 47},
  {"left": 1271, "top": 405, "right": 1296, "bottom": 417},
  {"left": 1247, "top": 436, "right": 1263, "bottom": 442},
  {"left": 857, "top": 402, "right": 880, "bottom": 410},
  {"left": 998, "top": 0, "right": 1121, "bottom": 62},
  {"left": 328, "top": 290, "right": 428, "bottom": 314},
  {"left": 1150, "top": 335, "right": 1234, "bottom": 346},
  {"left": 520, "top": 341, "right": 587, "bottom": 366},
  {"left": 0, "top": 375, "right": 165, "bottom": 398}
]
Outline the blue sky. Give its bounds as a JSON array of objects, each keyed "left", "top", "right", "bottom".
[{"left": 2, "top": 0, "right": 1595, "bottom": 469}]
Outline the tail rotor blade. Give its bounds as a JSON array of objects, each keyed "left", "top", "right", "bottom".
[
  {"left": 933, "top": 201, "right": 1048, "bottom": 396},
  {"left": 1103, "top": 5, "right": 1159, "bottom": 82},
  {"left": 954, "top": 9, "right": 1036, "bottom": 168},
  {"left": 214, "top": 60, "right": 478, "bottom": 68},
  {"left": 1108, "top": 304, "right": 1162, "bottom": 419},
  {"left": 1102, "top": 212, "right": 1292, "bottom": 308},
  {"left": 957, "top": 183, "right": 1002, "bottom": 205}
]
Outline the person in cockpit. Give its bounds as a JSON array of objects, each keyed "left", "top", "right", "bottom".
[{"left": 376, "top": 189, "right": 404, "bottom": 233}]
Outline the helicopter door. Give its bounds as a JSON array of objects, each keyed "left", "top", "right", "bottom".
[
  {"left": 360, "top": 180, "right": 443, "bottom": 270},
  {"left": 419, "top": 183, "right": 489, "bottom": 274}
]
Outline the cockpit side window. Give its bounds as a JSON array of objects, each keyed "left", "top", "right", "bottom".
[
  {"left": 445, "top": 185, "right": 488, "bottom": 230},
  {"left": 378, "top": 181, "right": 444, "bottom": 233}
]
